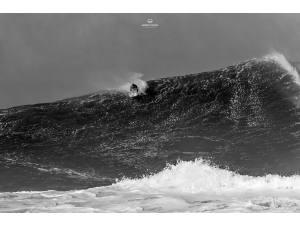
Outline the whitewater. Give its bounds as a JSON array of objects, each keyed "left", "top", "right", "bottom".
[
  {"left": 2, "top": 159, "right": 300, "bottom": 212},
  {"left": 1, "top": 53, "right": 300, "bottom": 212}
]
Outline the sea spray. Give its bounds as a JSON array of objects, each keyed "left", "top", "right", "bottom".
[
  {"left": 115, "top": 159, "right": 300, "bottom": 193},
  {"left": 264, "top": 52, "right": 300, "bottom": 85}
]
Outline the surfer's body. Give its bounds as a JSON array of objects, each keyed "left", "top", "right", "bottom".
[{"left": 129, "top": 83, "right": 139, "bottom": 97}]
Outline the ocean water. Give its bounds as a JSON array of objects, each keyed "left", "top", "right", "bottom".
[
  {"left": 2, "top": 159, "right": 300, "bottom": 212},
  {"left": 1, "top": 53, "right": 300, "bottom": 212}
]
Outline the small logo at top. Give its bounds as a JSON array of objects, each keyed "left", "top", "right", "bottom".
[
  {"left": 141, "top": 18, "right": 159, "bottom": 28},
  {"left": 147, "top": 18, "right": 153, "bottom": 24}
]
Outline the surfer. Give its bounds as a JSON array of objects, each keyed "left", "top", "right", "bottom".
[{"left": 129, "top": 83, "right": 139, "bottom": 97}]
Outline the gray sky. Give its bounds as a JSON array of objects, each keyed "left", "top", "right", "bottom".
[{"left": 1, "top": 14, "right": 300, "bottom": 108}]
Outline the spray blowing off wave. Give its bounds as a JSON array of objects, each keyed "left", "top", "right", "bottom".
[
  {"left": 263, "top": 52, "right": 300, "bottom": 85},
  {"left": 2, "top": 159, "right": 300, "bottom": 212}
]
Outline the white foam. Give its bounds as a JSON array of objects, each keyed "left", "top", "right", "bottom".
[
  {"left": 1, "top": 159, "right": 300, "bottom": 212},
  {"left": 264, "top": 52, "right": 300, "bottom": 85},
  {"left": 115, "top": 159, "right": 300, "bottom": 195}
]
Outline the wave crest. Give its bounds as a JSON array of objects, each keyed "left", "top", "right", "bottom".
[{"left": 264, "top": 52, "right": 300, "bottom": 85}]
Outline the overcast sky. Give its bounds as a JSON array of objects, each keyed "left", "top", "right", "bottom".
[{"left": 1, "top": 14, "right": 300, "bottom": 108}]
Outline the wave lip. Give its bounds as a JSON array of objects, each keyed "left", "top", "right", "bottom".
[{"left": 263, "top": 52, "right": 300, "bottom": 85}]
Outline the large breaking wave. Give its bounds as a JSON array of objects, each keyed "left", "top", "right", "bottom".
[{"left": 1, "top": 53, "right": 300, "bottom": 212}]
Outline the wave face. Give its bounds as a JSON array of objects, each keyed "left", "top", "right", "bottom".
[{"left": 1, "top": 53, "right": 300, "bottom": 212}]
